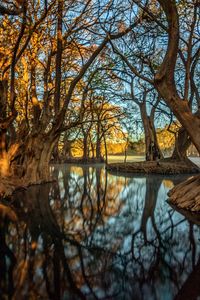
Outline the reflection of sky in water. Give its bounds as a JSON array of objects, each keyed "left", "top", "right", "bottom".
[
  {"left": 52, "top": 165, "right": 200, "bottom": 299},
  {"left": 2, "top": 165, "right": 200, "bottom": 300}
]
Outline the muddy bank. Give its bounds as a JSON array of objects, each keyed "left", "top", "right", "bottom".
[
  {"left": 106, "top": 159, "right": 200, "bottom": 175},
  {"left": 107, "top": 159, "right": 200, "bottom": 212},
  {"left": 0, "top": 177, "right": 56, "bottom": 200}
]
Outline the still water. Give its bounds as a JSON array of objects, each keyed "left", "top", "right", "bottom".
[{"left": 0, "top": 164, "right": 200, "bottom": 300}]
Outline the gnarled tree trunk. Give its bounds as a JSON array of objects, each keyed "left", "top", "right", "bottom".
[
  {"left": 155, "top": 1, "right": 200, "bottom": 154},
  {"left": 13, "top": 133, "right": 59, "bottom": 183},
  {"left": 140, "top": 103, "right": 163, "bottom": 161},
  {"left": 171, "top": 127, "right": 191, "bottom": 161},
  {"left": 154, "top": 1, "right": 200, "bottom": 211}
]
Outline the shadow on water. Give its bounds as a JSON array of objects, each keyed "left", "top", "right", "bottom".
[{"left": 0, "top": 165, "right": 200, "bottom": 300}]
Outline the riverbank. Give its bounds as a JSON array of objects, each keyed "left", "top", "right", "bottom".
[
  {"left": 106, "top": 159, "right": 200, "bottom": 175},
  {"left": 0, "top": 176, "right": 56, "bottom": 200}
]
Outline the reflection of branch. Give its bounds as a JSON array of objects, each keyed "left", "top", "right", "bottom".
[
  {"left": 42, "top": 245, "right": 54, "bottom": 299},
  {"left": 174, "top": 258, "right": 200, "bottom": 300},
  {"left": 0, "top": 225, "right": 16, "bottom": 299},
  {"left": 56, "top": 240, "right": 87, "bottom": 300},
  {"left": 78, "top": 247, "right": 98, "bottom": 300}
]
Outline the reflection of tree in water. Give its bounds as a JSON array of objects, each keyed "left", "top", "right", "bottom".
[
  {"left": 0, "top": 167, "right": 200, "bottom": 299},
  {"left": 52, "top": 165, "right": 125, "bottom": 242},
  {"left": 0, "top": 205, "right": 17, "bottom": 300}
]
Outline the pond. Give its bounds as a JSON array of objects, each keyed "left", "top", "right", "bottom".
[{"left": 0, "top": 164, "right": 200, "bottom": 300}]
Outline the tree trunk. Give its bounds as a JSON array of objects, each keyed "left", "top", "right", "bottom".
[
  {"left": 171, "top": 127, "right": 191, "bottom": 160},
  {"left": 83, "top": 134, "right": 88, "bottom": 161},
  {"left": 0, "top": 80, "right": 7, "bottom": 120},
  {"left": 103, "top": 133, "right": 108, "bottom": 164},
  {"left": 140, "top": 103, "right": 163, "bottom": 161},
  {"left": 96, "top": 123, "right": 102, "bottom": 160},
  {"left": 154, "top": 2, "right": 200, "bottom": 211},
  {"left": 13, "top": 134, "right": 58, "bottom": 183},
  {"left": 62, "top": 139, "right": 72, "bottom": 160},
  {"left": 155, "top": 1, "right": 200, "bottom": 154},
  {"left": 89, "top": 134, "right": 95, "bottom": 159},
  {"left": 96, "top": 138, "right": 102, "bottom": 160},
  {"left": 0, "top": 129, "right": 10, "bottom": 176},
  {"left": 52, "top": 141, "right": 61, "bottom": 163},
  {"left": 0, "top": 80, "right": 10, "bottom": 176}
]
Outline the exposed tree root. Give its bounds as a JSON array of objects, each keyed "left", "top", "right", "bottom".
[{"left": 168, "top": 174, "right": 200, "bottom": 212}]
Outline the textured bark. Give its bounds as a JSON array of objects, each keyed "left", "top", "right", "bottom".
[
  {"left": 140, "top": 103, "right": 163, "bottom": 161},
  {"left": 168, "top": 175, "right": 200, "bottom": 212},
  {"left": 171, "top": 127, "right": 191, "bottom": 160},
  {"left": 13, "top": 134, "right": 58, "bottom": 183}
]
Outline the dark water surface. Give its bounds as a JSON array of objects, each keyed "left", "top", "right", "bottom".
[{"left": 1, "top": 164, "right": 200, "bottom": 300}]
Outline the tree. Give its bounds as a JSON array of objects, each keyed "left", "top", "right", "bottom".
[
  {"left": 0, "top": 0, "right": 136, "bottom": 185},
  {"left": 112, "top": 69, "right": 163, "bottom": 161},
  {"left": 109, "top": 0, "right": 199, "bottom": 163},
  {"left": 135, "top": 0, "right": 200, "bottom": 208},
  {"left": 153, "top": 0, "right": 200, "bottom": 153}
]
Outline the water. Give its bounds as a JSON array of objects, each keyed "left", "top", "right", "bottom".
[{"left": 0, "top": 164, "right": 200, "bottom": 300}]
